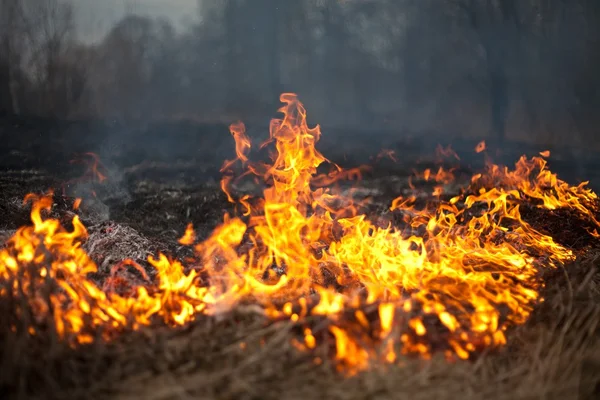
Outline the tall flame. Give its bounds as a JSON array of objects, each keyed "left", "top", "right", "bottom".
[{"left": 1, "top": 93, "right": 597, "bottom": 374}]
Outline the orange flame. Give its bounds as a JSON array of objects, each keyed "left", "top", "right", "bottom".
[
  {"left": 1, "top": 93, "right": 598, "bottom": 374},
  {"left": 475, "top": 141, "right": 486, "bottom": 153},
  {"left": 62, "top": 152, "right": 108, "bottom": 199},
  {"left": 69, "top": 152, "right": 108, "bottom": 183},
  {"left": 178, "top": 223, "right": 196, "bottom": 246}
]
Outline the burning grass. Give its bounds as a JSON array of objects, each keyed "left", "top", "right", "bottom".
[
  {"left": 1, "top": 254, "right": 599, "bottom": 399},
  {"left": 1, "top": 93, "right": 600, "bottom": 398}
]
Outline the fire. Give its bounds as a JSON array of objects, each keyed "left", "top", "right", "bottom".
[
  {"left": 475, "top": 140, "right": 486, "bottom": 153},
  {"left": 178, "top": 223, "right": 196, "bottom": 245},
  {"left": 0, "top": 93, "right": 598, "bottom": 374}
]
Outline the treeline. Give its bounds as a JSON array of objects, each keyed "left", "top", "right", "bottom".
[{"left": 0, "top": 0, "right": 599, "bottom": 145}]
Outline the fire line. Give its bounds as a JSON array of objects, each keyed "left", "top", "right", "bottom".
[{"left": 1, "top": 93, "right": 598, "bottom": 374}]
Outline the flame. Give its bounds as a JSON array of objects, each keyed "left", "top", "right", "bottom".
[
  {"left": 178, "top": 223, "right": 196, "bottom": 245},
  {"left": 1, "top": 93, "right": 598, "bottom": 374},
  {"left": 62, "top": 152, "right": 109, "bottom": 199},
  {"left": 375, "top": 149, "right": 398, "bottom": 162},
  {"left": 479, "top": 155, "right": 600, "bottom": 237},
  {"left": 68, "top": 152, "right": 108, "bottom": 183},
  {"left": 73, "top": 198, "right": 82, "bottom": 210},
  {"left": 475, "top": 141, "right": 486, "bottom": 153}
]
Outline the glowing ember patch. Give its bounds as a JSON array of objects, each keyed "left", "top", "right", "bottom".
[
  {"left": 410, "top": 319, "right": 427, "bottom": 336},
  {"left": 0, "top": 93, "right": 598, "bottom": 375},
  {"left": 304, "top": 328, "right": 316, "bottom": 349},
  {"left": 379, "top": 303, "right": 395, "bottom": 335},
  {"left": 384, "top": 339, "right": 396, "bottom": 363}
]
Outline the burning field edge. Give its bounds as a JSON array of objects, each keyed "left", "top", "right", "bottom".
[
  {"left": 1, "top": 94, "right": 600, "bottom": 399},
  {"left": 1, "top": 251, "right": 599, "bottom": 400}
]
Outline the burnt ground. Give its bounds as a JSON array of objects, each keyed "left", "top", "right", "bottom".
[{"left": 0, "top": 113, "right": 600, "bottom": 399}]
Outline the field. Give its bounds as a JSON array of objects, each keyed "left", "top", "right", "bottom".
[{"left": 0, "top": 113, "right": 599, "bottom": 399}]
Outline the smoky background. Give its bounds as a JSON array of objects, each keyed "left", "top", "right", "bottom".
[{"left": 0, "top": 0, "right": 599, "bottom": 150}]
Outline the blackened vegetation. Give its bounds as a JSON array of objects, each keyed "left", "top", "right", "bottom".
[{"left": 520, "top": 205, "right": 600, "bottom": 250}]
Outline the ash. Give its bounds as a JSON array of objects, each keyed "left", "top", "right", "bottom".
[{"left": 83, "top": 222, "right": 154, "bottom": 275}]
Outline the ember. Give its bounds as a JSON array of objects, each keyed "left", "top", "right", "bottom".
[{"left": 0, "top": 93, "right": 598, "bottom": 374}]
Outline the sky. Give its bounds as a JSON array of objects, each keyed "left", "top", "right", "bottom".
[{"left": 72, "top": 0, "right": 199, "bottom": 43}]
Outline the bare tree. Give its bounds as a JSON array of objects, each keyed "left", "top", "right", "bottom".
[
  {"left": 451, "top": 0, "right": 524, "bottom": 144},
  {"left": 88, "top": 15, "right": 182, "bottom": 119},
  {"left": 1, "top": 0, "right": 598, "bottom": 140},
  {"left": 26, "top": 0, "right": 77, "bottom": 116},
  {"left": 0, "top": 0, "right": 89, "bottom": 117},
  {"left": 224, "top": 0, "right": 241, "bottom": 112},
  {"left": 0, "top": 0, "right": 30, "bottom": 114}
]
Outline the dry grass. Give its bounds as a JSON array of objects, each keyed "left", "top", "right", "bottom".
[
  {"left": 113, "top": 253, "right": 600, "bottom": 400},
  {"left": 1, "top": 248, "right": 599, "bottom": 400},
  {"left": 2, "top": 107, "right": 599, "bottom": 399},
  {"left": 1, "top": 166, "right": 599, "bottom": 400}
]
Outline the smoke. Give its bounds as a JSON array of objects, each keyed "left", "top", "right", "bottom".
[{"left": 1, "top": 0, "right": 599, "bottom": 184}]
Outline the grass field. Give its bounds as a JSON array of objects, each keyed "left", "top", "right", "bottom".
[
  {"left": 0, "top": 114, "right": 599, "bottom": 400},
  {"left": 1, "top": 250, "right": 599, "bottom": 399}
]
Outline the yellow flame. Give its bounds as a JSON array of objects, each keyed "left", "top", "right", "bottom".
[
  {"left": 178, "top": 223, "right": 196, "bottom": 246},
  {"left": 1, "top": 93, "right": 598, "bottom": 374}
]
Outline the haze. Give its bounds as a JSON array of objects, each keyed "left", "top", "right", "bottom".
[
  {"left": 1, "top": 0, "right": 599, "bottom": 151},
  {"left": 72, "top": 0, "right": 198, "bottom": 42}
]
